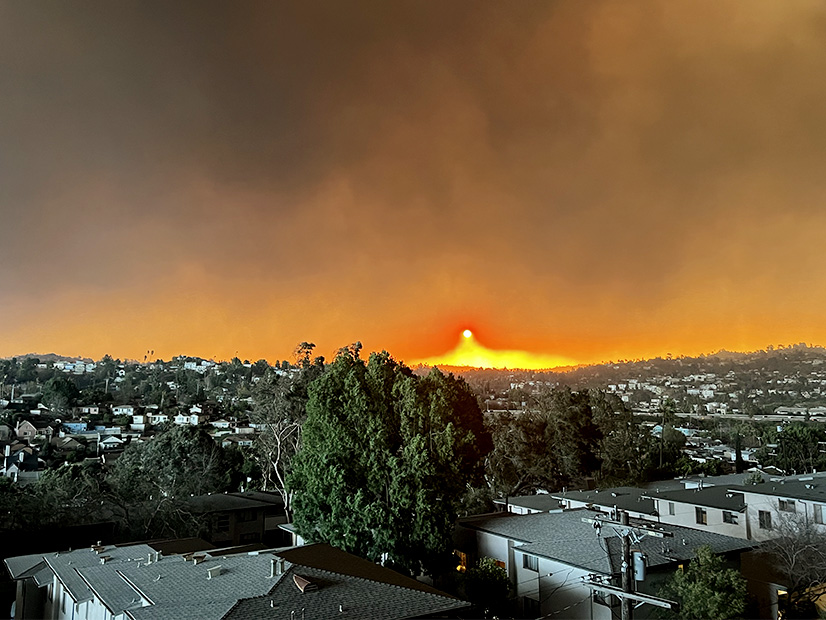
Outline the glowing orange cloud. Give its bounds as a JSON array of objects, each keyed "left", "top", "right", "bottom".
[{"left": 410, "top": 330, "right": 576, "bottom": 370}]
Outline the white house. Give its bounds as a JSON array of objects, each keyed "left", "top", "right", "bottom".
[{"left": 457, "top": 508, "right": 752, "bottom": 619}]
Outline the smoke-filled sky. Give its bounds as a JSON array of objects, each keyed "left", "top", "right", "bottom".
[{"left": 2, "top": 1, "right": 826, "bottom": 367}]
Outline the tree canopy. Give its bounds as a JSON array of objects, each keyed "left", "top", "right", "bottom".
[
  {"left": 657, "top": 545, "right": 748, "bottom": 620},
  {"left": 288, "top": 348, "right": 491, "bottom": 576}
]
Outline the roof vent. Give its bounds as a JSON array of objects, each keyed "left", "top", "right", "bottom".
[
  {"left": 206, "top": 565, "right": 223, "bottom": 579},
  {"left": 806, "top": 484, "right": 815, "bottom": 490},
  {"left": 192, "top": 554, "right": 206, "bottom": 565},
  {"left": 294, "top": 574, "right": 318, "bottom": 593},
  {"left": 270, "top": 557, "right": 286, "bottom": 577},
  {"left": 99, "top": 556, "right": 111, "bottom": 565}
]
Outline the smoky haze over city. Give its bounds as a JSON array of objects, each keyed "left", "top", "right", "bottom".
[{"left": 3, "top": 1, "right": 826, "bottom": 366}]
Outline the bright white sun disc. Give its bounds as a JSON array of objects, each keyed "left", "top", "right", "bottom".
[{"left": 463, "top": 329, "right": 472, "bottom": 338}]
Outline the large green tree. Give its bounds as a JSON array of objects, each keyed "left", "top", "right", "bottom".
[
  {"left": 288, "top": 348, "right": 491, "bottom": 576},
  {"left": 657, "top": 545, "right": 748, "bottom": 620}
]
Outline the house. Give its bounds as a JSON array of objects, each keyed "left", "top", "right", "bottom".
[
  {"left": 731, "top": 478, "right": 826, "bottom": 543},
  {"left": 221, "top": 435, "right": 254, "bottom": 448},
  {"left": 644, "top": 486, "right": 748, "bottom": 539},
  {"left": 111, "top": 405, "right": 135, "bottom": 417},
  {"left": 173, "top": 413, "right": 201, "bottom": 426},
  {"left": 75, "top": 406, "right": 99, "bottom": 416},
  {"left": 146, "top": 413, "right": 168, "bottom": 426},
  {"left": 98, "top": 435, "right": 125, "bottom": 451},
  {"left": 1, "top": 443, "right": 41, "bottom": 483},
  {"left": 456, "top": 507, "right": 753, "bottom": 619},
  {"left": 4, "top": 542, "right": 467, "bottom": 620},
  {"left": 186, "top": 491, "right": 288, "bottom": 547},
  {"left": 61, "top": 421, "right": 89, "bottom": 434},
  {"left": 14, "top": 420, "right": 56, "bottom": 442}
]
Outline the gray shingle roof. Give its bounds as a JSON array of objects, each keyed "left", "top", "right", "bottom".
[
  {"left": 7, "top": 542, "right": 466, "bottom": 620},
  {"left": 644, "top": 486, "right": 747, "bottom": 511},
  {"left": 495, "top": 495, "right": 561, "bottom": 512},
  {"left": 553, "top": 486, "right": 657, "bottom": 515},
  {"left": 223, "top": 564, "right": 467, "bottom": 620},
  {"left": 464, "top": 508, "right": 753, "bottom": 575},
  {"left": 731, "top": 478, "right": 826, "bottom": 502}
]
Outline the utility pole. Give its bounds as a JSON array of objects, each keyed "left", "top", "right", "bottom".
[
  {"left": 581, "top": 511, "right": 678, "bottom": 620},
  {"left": 620, "top": 511, "right": 632, "bottom": 620}
]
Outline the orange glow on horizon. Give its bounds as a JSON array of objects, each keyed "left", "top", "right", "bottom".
[{"left": 410, "top": 331, "right": 576, "bottom": 370}]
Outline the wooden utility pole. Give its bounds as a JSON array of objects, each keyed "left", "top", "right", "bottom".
[
  {"left": 581, "top": 511, "right": 678, "bottom": 620},
  {"left": 620, "top": 511, "right": 632, "bottom": 620}
]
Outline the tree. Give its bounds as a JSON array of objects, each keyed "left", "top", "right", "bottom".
[
  {"left": 758, "top": 512, "right": 826, "bottom": 618},
  {"left": 42, "top": 376, "right": 80, "bottom": 413},
  {"left": 288, "top": 348, "right": 491, "bottom": 576},
  {"left": 658, "top": 545, "right": 748, "bottom": 620},
  {"left": 485, "top": 388, "right": 605, "bottom": 496},
  {"left": 463, "top": 557, "right": 511, "bottom": 618},
  {"left": 250, "top": 343, "right": 324, "bottom": 516},
  {"left": 107, "top": 426, "right": 234, "bottom": 537},
  {"left": 754, "top": 422, "right": 826, "bottom": 474}
]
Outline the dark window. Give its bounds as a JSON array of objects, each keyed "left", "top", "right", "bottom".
[
  {"left": 236, "top": 510, "right": 258, "bottom": 523},
  {"left": 695, "top": 507, "right": 707, "bottom": 525},
  {"left": 523, "top": 597, "right": 541, "bottom": 615},
  {"left": 215, "top": 514, "right": 230, "bottom": 533},
  {"left": 523, "top": 554, "right": 539, "bottom": 571},
  {"left": 240, "top": 532, "right": 260, "bottom": 543},
  {"left": 816, "top": 505, "right": 824, "bottom": 525},
  {"left": 668, "top": 502, "right": 675, "bottom": 516},
  {"left": 723, "top": 511, "right": 738, "bottom": 524},
  {"left": 759, "top": 510, "right": 772, "bottom": 530},
  {"left": 779, "top": 499, "right": 796, "bottom": 513}
]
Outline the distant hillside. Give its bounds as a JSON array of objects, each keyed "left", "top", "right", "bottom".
[{"left": 2, "top": 352, "right": 94, "bottom": 363}]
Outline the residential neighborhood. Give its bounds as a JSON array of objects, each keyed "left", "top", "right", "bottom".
[{"left": 4, "top": 349, "right": 826, "bottom": 618}]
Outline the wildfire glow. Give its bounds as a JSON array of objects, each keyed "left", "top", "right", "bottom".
[{"left": 411, "top": 331, "right": 575, "bottom": 370}]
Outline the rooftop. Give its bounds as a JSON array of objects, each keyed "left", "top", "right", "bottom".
[
  {"left": 552, "top": 486, "right": 656, "bottom": 515},
  {"left": 644, "top": 485, "right": 747, "bottom": 512},
  {"left": 462, "top": 508, "right": 753, "bottom": 576},
  {"left": 5, "top": 542, "right": 467, "bottom": 620}
]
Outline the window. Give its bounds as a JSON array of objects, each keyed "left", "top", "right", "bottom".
[
  {"left": 523, "top": 597, "right": 541, "bottom": 615},
  {"left": 454, "top": 551, "right": 468, "bottom": 571},
  {"left": 237, "top": 510, "right": 258, "bottom": 523},
  {"left": 523, "top": 554, "right": 539, "bottom": 572},
  {"left": 816, "top": 504, "right": 824, "bottom": 525},
  {"left": 668, "top": 502, "right": 675, "bottom": 516},
  {"left": 215, "top": 514, "right": 230, "bottom": 533},
  {"left": 695, "top": 507, "right": 707, "bottom": 525},
  {"left": 723, "top": 511, "right": 738, "bottom": 524},
  {"left": 779, "top": 499, "right": 796, "bottom": 513},
  {"left": 759, "top": 510, "right": 772, "bottom": 530},
  {"left": 495, "top": 559, "right": 506, "bottom": 569}
]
